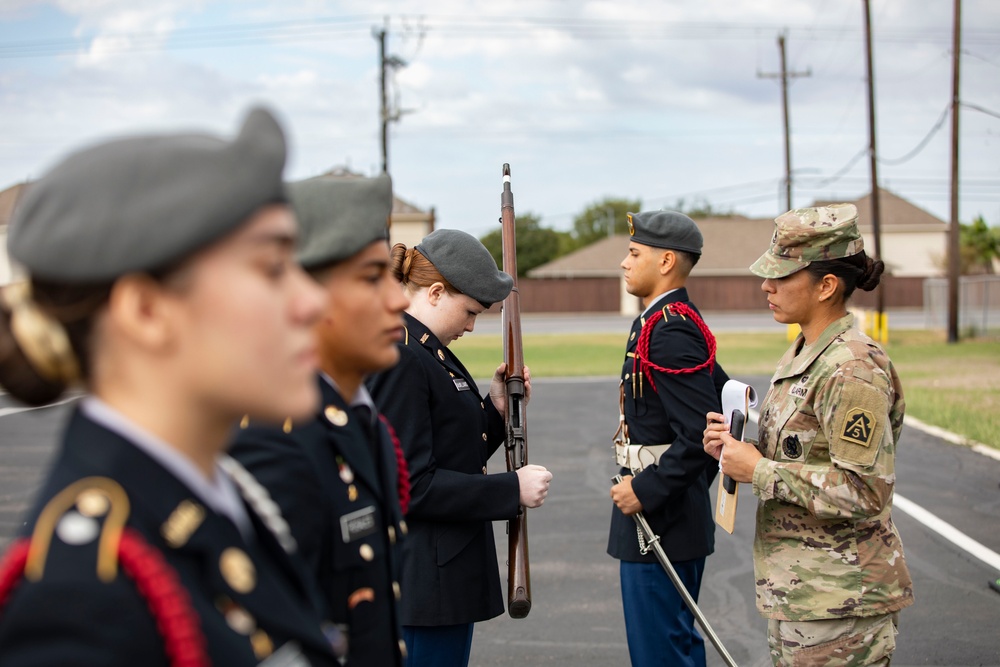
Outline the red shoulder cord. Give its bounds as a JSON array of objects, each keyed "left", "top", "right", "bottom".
[
  {"left": 633, "top": 302, "right": 717, "bottom": 394},
  {"left": 379, "top": 414, "right": 412, "bottom": 515},
  {"left": 0, "top": 530, "right": 209, "bottom": 667},
  {"left": 0, "top": 539, "right": 30, "bottom": 611}
]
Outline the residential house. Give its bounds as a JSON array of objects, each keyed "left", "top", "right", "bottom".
[
  {"left": 0, "top": 183, "right": 27, "bottom": 285},
  {"left": 526, "top": 189, "right": 947, "bottom": 313}
]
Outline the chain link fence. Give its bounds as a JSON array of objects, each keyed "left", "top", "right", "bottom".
[{"left": 923, "top": 275, "right": 1000, "bottom": 337}]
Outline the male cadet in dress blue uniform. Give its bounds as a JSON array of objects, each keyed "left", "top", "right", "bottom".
[
  {"left": 0, "top": 108, "right": 341, "bottom": 666},
  {"left": 608, "top": 211, "right": 728, "bottom": 667},
  {"left": 231, "top": 174, "right": 411, "bottom": 667}
]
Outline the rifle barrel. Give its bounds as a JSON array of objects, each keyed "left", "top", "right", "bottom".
[{"left": 501, "top": 163, "right": 531, "bottom": 619}]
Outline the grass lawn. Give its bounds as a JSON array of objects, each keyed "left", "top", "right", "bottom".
[{"left": 452, "top": 329, "right": 1000, "bottom": 448}]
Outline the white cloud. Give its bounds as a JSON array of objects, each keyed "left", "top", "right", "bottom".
[{"left": 1, "top": 0, "right": 998, "bottom": 232}]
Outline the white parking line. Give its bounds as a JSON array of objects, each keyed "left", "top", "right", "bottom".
[
  {"left": 893, "top": 493, "right": 1000, "bottom": 575},
  {"left": 903, "top": 414, "right": 997, "bottom": 457}
]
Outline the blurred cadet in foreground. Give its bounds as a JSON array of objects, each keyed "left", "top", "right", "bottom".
[
  {"left": 232, "top": 174, "right": 410, "bottom": 667},
  {"left": 0, "top": 108, "right": 344, "bottom": 665}
]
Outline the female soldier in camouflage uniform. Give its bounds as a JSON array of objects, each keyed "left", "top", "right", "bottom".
[{"left": 703, "top": 204, "right": 913, "bottom": 666}]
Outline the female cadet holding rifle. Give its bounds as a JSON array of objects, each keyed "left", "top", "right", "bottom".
[
  {"left": 703, "top": 204, "right": 913, "bottom": 667},
  {"left": 0, "top": 108, "right": 342, "bottom": 666},
  {"left": 366, "top": 228, "right": 552, "bottom": 667}
]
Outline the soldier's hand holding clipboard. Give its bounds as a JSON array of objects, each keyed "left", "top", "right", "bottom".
[{"left": 706, "top": 380, "right": 757, "bottom": 533}]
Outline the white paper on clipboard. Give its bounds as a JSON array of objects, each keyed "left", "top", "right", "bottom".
[
  {"left": 714, "top": 379, "right": 759, "bottom": 533},
  {"left": 721, "top": 380, "right": 758, "bottom": 430}
]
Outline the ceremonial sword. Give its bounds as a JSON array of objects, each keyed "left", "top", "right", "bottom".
[{"left": 613, "top": 474, "right": 738, "bottom": 667}]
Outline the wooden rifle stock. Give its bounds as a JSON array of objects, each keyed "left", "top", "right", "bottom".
[{"left": 500, "top": 163, "right": 531, "bottom": 619}]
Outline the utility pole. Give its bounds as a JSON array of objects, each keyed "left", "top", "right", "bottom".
[
  {"left": 947, "top": 0, "right": 962, "bottom": 343},
  {"left": 862, "top": 0, "right": 885, "bottom": 329},
  {"left": 375, "top": 23, "right": 388, "bottom": 173},
  {"left": 758, "top": 33, "right": 810, "bottom": 212},
  {"left": 373, "top": 17, "right": 408, "bottom": 174}
]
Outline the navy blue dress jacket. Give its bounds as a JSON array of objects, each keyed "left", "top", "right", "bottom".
[
  {"left": 0, "top": 408, "right": 339, "bottom": 667},
  {"left": 231, "top": 377, "right": 406, "bottom": 667},
  {"left": 607, "top": 288, "right": 729, "bottom": 563},
  {"left": 366, "top": 312, "right": 520, "bottom": 626}
]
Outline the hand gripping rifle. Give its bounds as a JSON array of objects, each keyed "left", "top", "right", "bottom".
[
  {"left": 612, "top": 476, "right": 738, "bottom": 667},
  {"left": 500, "top": 163, "right": 531, "bottom": 619}
]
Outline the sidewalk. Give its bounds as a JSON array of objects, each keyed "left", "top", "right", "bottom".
[{"left": 472, "top": 308, "right": 931, "bottom": 336}]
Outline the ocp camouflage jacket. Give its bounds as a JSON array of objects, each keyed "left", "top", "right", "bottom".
[{"left": 751, "top": 313, "right": 914, "bottom": 621}]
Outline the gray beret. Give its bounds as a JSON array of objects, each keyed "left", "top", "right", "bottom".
[
  {"left": 8, "top": 107, "right": 287, "bottom": 281},
  {"left": 415, "top": 228, "right": 513, "bottom": 306},
  {"left": 627, "top": 210, "right": 703, "bottom": 255},
  {"left": 289, "top": 174, "right": 392, "bottom": 270}
]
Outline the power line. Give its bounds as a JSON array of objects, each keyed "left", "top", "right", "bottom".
[
  {"left": 962, "top": 101, "right": 1000, "bottom": 121},
  {"left": 811, "top": 147, "right": 869, "bottom": 188},
  {"left": 877, "top": 103, "right": 951, "bottom": 165},
  {"left": 962, "top": 49, "right": 1000, "bottom": 68},
  {"left": 2, "top": 15, "right": 998, "bottom": 59}
]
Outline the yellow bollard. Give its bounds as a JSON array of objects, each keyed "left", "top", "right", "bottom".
[
  {"left": 786, "top": 323, "right": 801, "bottom": 342},
  {"left": 858, "top": 309, "right": 889, "bottom": 344}
]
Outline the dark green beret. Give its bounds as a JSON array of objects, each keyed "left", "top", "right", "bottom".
[
  {"left": 415, "top": 228, "right": 513, "bottom": 306},
  {"left": 627, "top": 210, "right": 703, "bottom": 255},
  {"left": 289, "top": 174, "right": 392, "bottom": 270},
  {"left": 8, "top": 107, "right": 287, "bottom": 281}
]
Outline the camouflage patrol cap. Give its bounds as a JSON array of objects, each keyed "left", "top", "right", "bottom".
[{"left": 750, "top": 203, "right": 864, "bottom": 279}]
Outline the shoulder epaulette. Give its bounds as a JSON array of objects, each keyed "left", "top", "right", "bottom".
[
  {"left": 634, "top": 302, "right": 717, "bottom": 394},
  {"left": 239, "top": 415, "right": 294, "bottom": 433},
  {"left": 26, "top": 477, "right": 130, "bottom": 583},
  {"left": 0, "top": 478, "right": 210, "bottom": 667}
]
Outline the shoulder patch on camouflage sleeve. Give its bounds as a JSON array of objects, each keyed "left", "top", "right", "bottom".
[{"left": 830, "top": 380, "right": 888, "bottom": 468}]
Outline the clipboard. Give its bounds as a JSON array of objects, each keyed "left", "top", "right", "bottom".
[{"left": 714, "top": 380, "right": 758, "bottom": 533}]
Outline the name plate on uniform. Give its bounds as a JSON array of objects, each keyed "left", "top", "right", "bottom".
[
  {"left": 259, "top": 641, "right": 309, "bottom": 667},
  {"left": 453, "top": 378, "right": 470, "bottom": 391},
  {"left": 340, "top": 506, "right": 377, "bottom": 543}
]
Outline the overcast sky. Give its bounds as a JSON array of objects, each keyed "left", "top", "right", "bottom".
[{"left": 1, "top": 0, "right": 998, "bottom": 238}]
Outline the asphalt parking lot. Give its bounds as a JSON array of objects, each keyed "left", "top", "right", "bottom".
[{"left": 2, "top": 342, "right": 999, "bottom": 665}]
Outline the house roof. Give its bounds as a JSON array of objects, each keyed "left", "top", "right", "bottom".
[
  {"left": 314, "top": 167, "right": 433, "bottom": 221},
  {"left": 696, "top": 216, "right": 776, "bottom": 276},
  {"left": 528, "top": 189, "right": 947, "bottom": 278},
  {"left": 527, "top": 234, "right": 627, "bottom": 278},
  {"left": 0, "top": 183, "right": 28, "bottom": 229},
  {"left": 527, "top": 215, "right": 775, "bottom": 278},
  {"left": 813, "top": 187, "right": 946, "bottom": 232}
]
